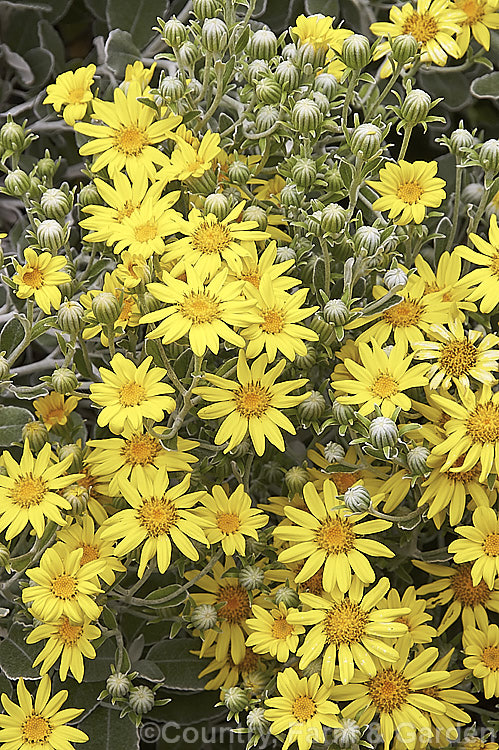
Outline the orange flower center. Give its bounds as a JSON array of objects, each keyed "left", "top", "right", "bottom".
[
  {"left": 270, "top": 616, "right": 294, "bottom": 640},
  {"left": 114, "top": 126, "right": 149, "bottom": 156},
  {"left": 299, "top": 566, "right": 325, "bottom": 596},
  {"left": 367, "top": 667, "right": 410, "bottom": 713},
  {"left": 116, "top": 200, "right": 139, "bottom": 222},
  {"left": 402, "top": 12, "right": 439, "bottom": 42},
  {"left": 466, "top": 402, "right": 499, "bottom": 444},
  {"left": 482, "top": 645, "right": 499, "bottom": 671},
  {"left": 261, "top": 308, "right": 285, "bottom": 334},
  {"left": 67, "top": 87, "right": 86, "bottom": 103},
  {"left": 315, "top": 517, "right": 356, "bottom": 554},
  {"left": 451, "top": 564, "right": 491, "bottom": 607},
  {"left": 118, "top": 381, "right": 146, "bottom": 407},
  {"left": 456, "top": 0, "right": 486, "bottom": 25},
  {"left": 216, "top": 512, "right": 241, "bottom": 534},
  {"left": 396, "top": 181, "right": 424, "bottom": 204},
  {"left": 383, "top": 299, "right": 424, "bottom": 327},
  {"left": 51, "top": 574, "right": 77, "bottom": 600},
  {"left": 22, "top": 268, "right": 44, "bottom": 289},
  {"left": 329, "top": 471, "right": 358, "bottom": 493},
  {"left": 216, "top": 583, "right": 251, "bottom": 624},
  {"left": 240, "top": 270, "right": 261, "bottom": 288},
  {"left": 137, "top": 497, "right": 178, "bottom": 537},
  {"left": 11, "top": 475, "right": 47, "bottom": 508},
  {"left": 78, "top": 542, "right": 100, "bottom": 565},
  {"left": 134, "top": 221, "right": 158, "bottom": 243},
  {"left": 371, "top": 371, "right": 400, "bottom": 398},
  {"left": 444, "top": 455, "right": 480, "bottom": 484},
  {"left": 323, "top": 599, "right": 369, "bottom": 645},
  {"left": 291, "top": 695, "right": 317, "bottom": 722},
  {"left": 234, "top": 383, "right": 272, "bottom": 418},
  {"left": 438, "top": 339, "right": 478, "bottom": 377},
  {"left": 57, "top": 616, "right": 83, "bottom": 645},
  {"left": 180, "top": 291, "right": 220, "bottom": 323},
  {"left": 192, "top": 221, "right": 231, "bottom": 255},
  {"left": 483, "top": 533, "right": 499, "bottom": 557},
  {"left": 122, "top": 433, "right": 162, "bottom": 466},
  {"left": 22, "top": 713, "right": 52, "bottom": 743}
]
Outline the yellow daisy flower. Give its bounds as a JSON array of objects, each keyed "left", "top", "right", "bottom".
[
  {"left": 159, "top": 130, "right": 221, "bottom": 182},
  {"left": 197, "top": 483, "right": 268, "bottom": 556},
  {"left": 455, "top": 0, "right": 499, "bottom": 54},
  {"left": 86, "top": 429, "right": 198, "bottom": 495},
  {"left": 124, "top": 60, "right": 156, "bottom": 88},
  {"left": 264, "top": 667, "right": 341, "bottom": 750},
  {"left": 142, "top": 265, "right": 259, "bottom": 355},
  {"left": 194, "top": 351, "right": 308, "bottom": 455},
  {"left": 198, "top": 646, "right": 266, "bottom": 692},
  {"left": 229, "top": 240, "right": 299, "bottom": 295},
  {"left": 330, "top": 645, "right": 451, "bottom": 750},
  {"left": 74, "top": 80, "right": 181, "bottom": 181},
  {"left": 448, "top": 506, "right": 499, "bottom": 587},
  {"left": 379, "top": 585, "right": 436, "bottom": 649},
  {"left": 332, "top": 339, "right": 429, "bottom": 417},
  {"left": 43, "top": 64, "right": 96, "bottom": 125},
  {"left": 114, "top": 251, "right": 150, "bottom": 289},
  {"left": 26, "top": 617, "right": 101, "bottom": 683},
  {"left": 463, "top": 622, "right": 499, "bottom": 698},
  {"left": 370, "top": 0, "right": 465, "bottom": 74},
  {"left": 246, "top": 603, "right": 305, "bottom": 663},
  {"left": 13, "top": 248, "right": 70, "bottom": 314},
  {"left": 414, "top": 560, "right": 499, "bottom": 633},
  {"left": 0, "top": 441, "right": 80, "bottom": 540},
  {"left": 410, "top": 251, "right": 477, "bottom": 320},
  {"left": 240, "top": 277, "right": 318, "bottom": 362},
  {"left": 162, "top": 201, "right": 269, "bottom": 277},
  {"left": 292, "top": 14, "right": 352, "bottom": 52},
  {"left": 367, "top": 160, "right": 446, "bottom": 225},
  {"left": 288, "top": 577, "right": 409, "bottom": 686},
  {"left": 455, "top": 214, "right": 499, "bottom": 313},
  {"left": 89, "top": 353, "right": 176, "bottom": 435},
  {"left": 99, "top": 469, "right": 207, "bottom": 578},
  {"left": 109, "top": 189, "right": 181, "bottom": 257},
  {"left": 274, "top": 480, "right": 394, "bottom": 594},
  {"left": 33, "top": 392, "right": 80, "bottom": 433},
  {"left": 23, "top": 547, "right": 104, "bottom": 623},
  {"left": 80, "top": 271, "right": 141, "bottom": 343},
  {"left": 54, "top": 515, "right": 125, "bottom": 586},
  {"left": 0, "top": 674, "right": 88, "bottom": 748}
]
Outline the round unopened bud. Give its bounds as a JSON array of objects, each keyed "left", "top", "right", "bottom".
[
  {"left": 390, "top": 34, "right": 418, "bottom": 64},
  {"left": 282, "top": 42, "right": 297, "bottom": 61},
  {"left": 313, "top": 72, "right": 337, "bottom": 100},
  {"left": 36, "top": 156, "right": 59, "bottom": 180},
  {"left": 229, "top": 438, "right": 252, "bottom": 459},
  {"left": 462, "top": 182, "right": 485, "bottom": 204},
  {"left": 255, "top": 104, "right": 279, "bottom": 131},
  {"left": 291, "top": 157, "right": 317, "bottom": 190},
  {"left": 275, "top": 60, "right": 300, "bottom": 90},
  {"left": 324, "top": 165, "right": 344, "bottom": 193},
  {"left": 160, "top": 75, "right": 185, "bottom": 102},
  {"left": 5, "top": 169, "right": 31, "bottom": 197},
  {"left": 291, "top": 98, "right": 323, "bottom": 132},
  {"left": 384, "top": 268, "right": 408, "bottom": 289},
  {"left": 91, "top": 293, "right": 121, "bottom": 327},
  {"left": 298, "top": 391, "right": 326, "bottom": 422},
  {"left": 307, "top": 210, "right": 322, "bottom": 235},
  {"left": 243, "top": 205, "right": 267, "bottom": 230},
  {"left": 332, "top": 400, "right": 355, "bottom": 424},
  {"left": 129, "top": 685, "right": 155, "bottom": 714},
  {"left": 344, "top": 485, "right": 371, "bottom": 513},
  {"left": 162, "top": 17, "right": 188, "bottom": 47},
  {"left": 228, "top": 161, "right": 251, "bottom": 185},
  {"left": 22, "top": 420, "right": 49, "bottom": 452},
  {"left": 309, "top": 315, "right": 335, "bottom": 346},
  {"left": 449, "top": 128, "right": 474, "bottom": 156},
  {"left": 202, "top": 17, "right": 228, "bottom": 54},
  {"left": 139, "top": 291, "right": 161, "bottom": 315},
  {"left": 191, "top": 603, "right": 218, "bottom": 630},
  {"left": 275, "top": 246, "right": 296, "bottom": 263},
  {"left": 177, "top": 41, "right": 198, "bottom": 68},
  {"left": 369, "top": 416, "right": 398, "bottom": 448},
  {"left": 59, "top": 444, "right": 84, "bottom": 472},
  {"left": 106, "top": 672, "right": 131, "bottom": 698},
  {"left": 294, "top": 343, "right": 316, "bottom": 370},
  {"left": 321, "top": 203, "right": 348, "bottom": 235},
  {"left": 401, "top": 89, "right": 431, "bottom": 125},
  {"left": 353, "top": 226, "right": 381, "bottom": 253},
  {"left": 51, "top": 367, "right": 78, "bottom": 394},
  {"left": 324, "top": 441, "right": 346, "bottom": 463},
  {"left": 261, "top": 461, "right": 283, "bottom": 484},
  {"left": 479, "top": 139, "right": 499, "bottom": 174},
  {"left": 1, "top": 121, "right": 26, "bottom": 151},
  {"left": 28, "top": 176, "right": 43, "bottom": 201},
  {"left": 0, "top": 543, "right": 10, "bottom": 568},
  {"left": 247, "top": 59, "right": 270, "bottom": 85},
  {"left": 186, "top": 168, "right": 217, "bottom": 195},
  {"left": 63, "top": 485, "right": 88, "bottom": 516},
  {"left": 0, "top": 355, "right": 9, "bottom": 381},
  {"left": 295, "top": 42, "right": 326, "bottom": 69},
  {"left": 247, "top": 707, "right": 270, "bottom": 735},
  {"left": 333, "top": 718, "right": 363, "bottom": 748},
  {"left": 249, "top": 29, "right": 278, "bottom": 60},
  {"left": 285, "top": 466, "right": 310, "bottom": 495},
  {"left": 274, "top": 585, "right": 299, "bottom": 607},
  {"left": 57, "top": 300, "right": 84, "bottom": 336},
  {"left": 78, "top": 183, "right": 102, "bottom": 208},
  {"left": 342, "top": 34, "right": 371, "bottom": 69},
  {"left": 204, "top": 192, "right": 230, "bottom": 219},
  {"left": 36, "top": 219, "right": 67, "bottom": 252},
  {"left": 239, "top": 565, "right": 265, "bottom": 590},
  {"left": 255, "top": 77, "right": 281, "bottom": 104},
  {"left": 192, "top": 0, "right": 221, "bottom": 20},
  {"left": 350, "top": 123, "right": 383, "bottom": 160},
  {"left": 223, "top": 687, "right": 249, "bottom": 713},
  {"left": 312, "top": 91, "right": 330, "bottom": 115},
  {"left": 323, "top": 299, "right": 349, "bottom": 326},
  {"left": 407, "top": 446, "right": 430, "bottom": 474},
  {"left": 280, "top": 182, "right": 303, "bottom": 208},
  {"left": 40, "top": 188, "right": 73, "bottom": 221}
]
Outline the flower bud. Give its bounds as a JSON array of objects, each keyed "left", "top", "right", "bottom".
[
  {"left": 192, "top": 0, "right": 221, "bottom": 20},
  {"left": 291, "top": 157, "right": 317, "bottom": 190},
  {"left": 274, "top": 585, "right": 300, "bottom": 607},
  {"left": 312, "top": 91, "right": 330, "bottom": 115},
  {"left": 282, "top": 42, "right": 297, "bottom": 61},
  {"left": 369, "top": 416, "right": 398, "bottom": 448},
  {"left": 344, "top": 485, "right": 371, "bottom": 512},
  {"left": 249, "top": 29, "right": 278, "bottom": 60},
  {"left": 160, "top": 75, "right": 185, "bottom": 102},
  {"left": 449, "top": 128, "right": 474, "bottom": 156},
  {"left": 384, "top": 268, "right": 407, "bottom": 289},
  {"left": 307, "top": 210, "right": 322, "bottom": 235},
  {"left": 390, "top": 34, "right": 418, "bottom": 64},
  {"left": 57, "top": 300, "right": 84, "bottom": 336},
  {"left": 462, "top": 182, "right": 485, "bottom": 204},
  {"left": 280, "top": 182, "right": 303, "bottom": 208},
  {"left": 1, "top": 120, "right": 27, "bottom": 152},
  {"left": 177, "top": 41, "right": 198, "bottom": 68},
  {"left": 295, "top": 42, "right": 326, "bottom": 70},
  {"left": 191, "top": 603, "right": 218, "bottom": 630},
  {"left": 36, "top": 219, "right": 68, "bottom": 252},
  {"left": 247, "top": 59, "right": 270, "bottom": 85},
  {"left": 333, "top": 718, "right": 363, "bottom": 748},
  {"left": 227, "top": 161, "right": 251, "bottom": 185},
  {"left": 285, "top": 466, "right": 309, "bottom": 495},
  {"left": 291, "top": 98, "right": 323, "bottom": 132},
  {"left": 294, "top": 343, "right": 316, "bottom": 370},
  {"left": 0, "top": 543, "right": 10, "bottom": 568},
  {"left": 324, "top": 441, "right": 346, "bottom": 463},
  {"left": 106, "top": 672, "right": 131, "bottom": 698},
  {"left": 342, "top": 34, "right": 371, "bottom": 69},
  {"left": 261, "top": 461, "right": 282, "bottom": 484},
  {"left": 242, "top": 205, "right": 267, "bottom": 230},
  {"left": 321, "top": 203, "right": 348, "bottom": 236},
  {"left": 324, "top": 165, "right": 344, "bottom": 193},
  {"left": 4, "top": 169, "right": 30, "bottom": 197},
  {"left": 51, "top": 367, "right": 78, "bottom": 394},
  {"left": 0, "top": 356, "right": 8, "bottom": 382},
  {"left": 255, "top": 77, "right": 281, "bottom": 104},
  {"left": 350, "top": 123, "right": 383, "bottom": 160},
  {"left": 479, "top": 139, "right": 499, "bottom": 174},
  {"left": 313, "top": 72, "right": 337, "bottom": 101},
  {"left": 63, "top": 485, "right": 88, "bottom": 516},
  {"left": 239, "top": 565, "right": 265, "bottom": 590},
  {"left": 323, "top": 299, "right": 349, "bottom": 326},
  {"left": 275, "top": 60, "right": 300, "bottom": 91},
  {"left": 59, "top": 444, "right": 84, "bottom": 473},
  {"left": 407, "top": 446, "right": 430, "bottom": 474},
  {"left": 162, "top": 17, "right": 188, "bottom": 47},
  {"left": 22, "top": 420, "right": 49, "bottom": 452},
  {"left": 275, "top": 246, "right": 296, "bottom": 263},
  {"left": 78, "top": 183, "right": 102, "bottom": 208},
  {"left": 186, "top": 167, "right": 217, "bottom": 195},
  {"left": 353, "top": 226, "right": 381, "bottom": 253},
  {"left": 247, "top": 707, "right": 270, "bottom": 735},
  {"left": 129, "top": 685, "right": 155, "bottom": 714},
  {"left": 202, "top": 18, "right": 228, "bottom": 54},
  {"left": 138, "top": 291, "right": 162, "bottom": 315},
  {"left": 223, "top": 687, "right": 249, "bottom": 713},
  {"left": 36, "top": 155, "right": 59, "bottom": 180},
  {"left": 401, "top": 89, "right": 431, "bottom": 125},
  {"left": 28, "top": 176, "right": 43, "bottom": 201},
  {"left": 255, "top": 104, "right": 279, "bottom": 131},
  {"left": 40, "top": 187, "right": 73, "bottom": 221},
  {"left": 332, "top": 400, "right": 355, "bottom": 424},
  {"left": 298, "top": 391, "right": 326, "bottom": 422},
  {"left": 308, "top": 315, "right": 335, "bottom": 346},
  {"left": 204, "top": 192, "right": 230, "bottom": 219},
  {"left": 91, "top": 292, "right": 121, "bottom": 327}
]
